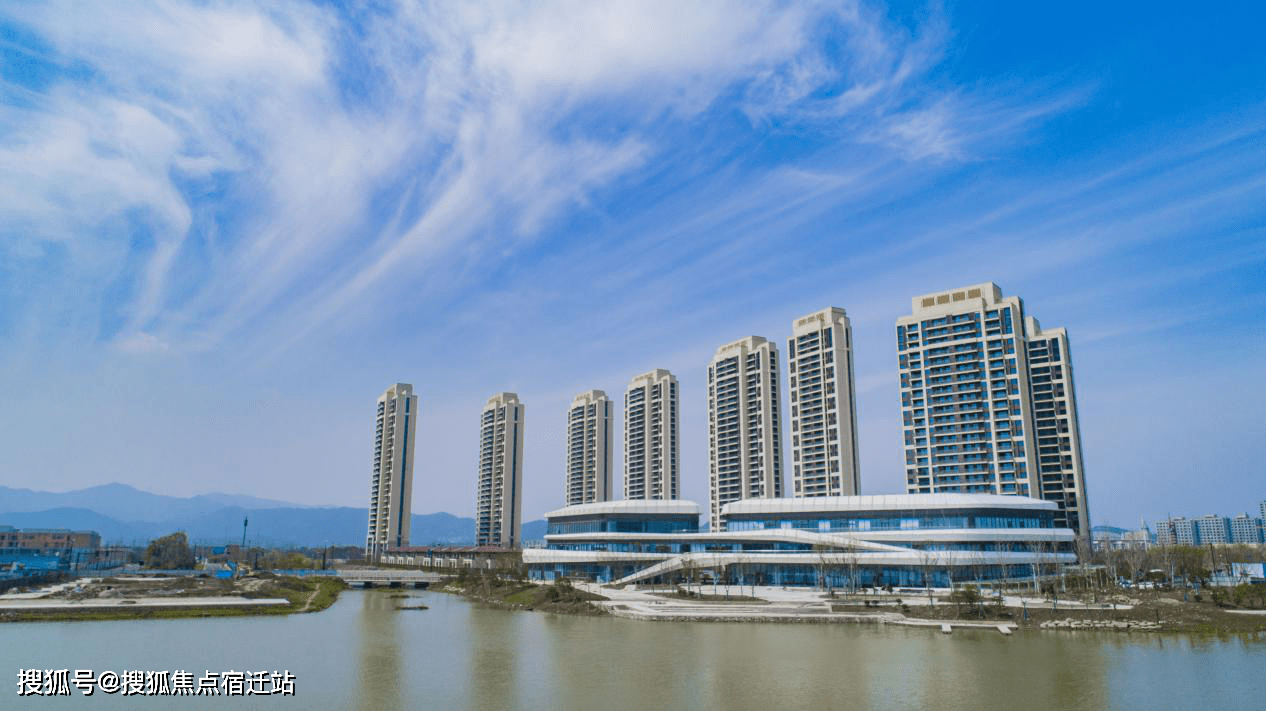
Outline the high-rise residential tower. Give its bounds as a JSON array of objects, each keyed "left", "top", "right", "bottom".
[
  {"left": 477, "top": 393, "right": 525, "bottom": 548},
  {"left": 565, "top": 390, "right": 613, "bottom": 506},
  {"left": 624, "top": 370, "right": 680, "bottom": 500},
  {"left": 896, "top": 283, "right": 1090, "bottom": 538},
  {"left": 1023, "top": 317, "right": 1090, "bottom": 539},
  {"left": 708, "top": 336, "right": 783, "bottom": 531},
  {"left": 366, "top": 383, "right": 418, "bottom": 558},
  {"left": 788, "top": 307, "right": 861, "bottom": 497}
]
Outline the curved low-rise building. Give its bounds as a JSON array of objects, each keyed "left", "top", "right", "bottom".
[{"left": 524, "top": 494, "right": 1074, "bottom": 588}]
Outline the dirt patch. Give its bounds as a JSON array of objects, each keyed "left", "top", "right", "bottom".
[{"left": 1, "top": 574, "right": 346, "bottom": 623}]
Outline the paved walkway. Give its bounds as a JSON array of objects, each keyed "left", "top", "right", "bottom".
[
  {"left": 575, "top": 583, "right": 1017, "bottom": 632},
  {"left": 587, "top": 583, "right": 1131, "bottom": 611},
  {"left": 0, "top": 596, "right": 289, "bottom": 611}
]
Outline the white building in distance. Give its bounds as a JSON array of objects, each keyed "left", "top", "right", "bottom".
[
  {"left": 367, "top": 383, "right": 417, "bottom": 558},
  {"left": 624, "top": 369, "right": 679, "bottom": 501},
  {"left": 708, "top": 336, "right": 784, "bottom": 532},
  {"left": 896, "top": 283, "right": 1090, "bottom": 538},
  {"left": 565, "top": 390, "right": 613, "bottom": 506},
  {"left": 477, "top": 392, "right": 525, "bottom": 548},
  {"left": 788, "top": 307, "right": 861, "bottom": 497}
]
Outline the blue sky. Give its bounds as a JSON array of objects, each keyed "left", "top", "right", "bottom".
[{"left": 1, "top": 1, "right": 1263, "bottom": 529}]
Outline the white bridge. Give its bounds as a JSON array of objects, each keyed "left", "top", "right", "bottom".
[{"left": 334, "top": 569, "right": 448, "bottom": 588}]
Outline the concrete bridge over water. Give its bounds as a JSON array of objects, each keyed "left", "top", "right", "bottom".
[{"left": 334, "top": 569, "right": 448, "bottom": 588}]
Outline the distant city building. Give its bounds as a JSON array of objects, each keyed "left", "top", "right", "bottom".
[
  {"left": 624, "top": 370, "right": 680, "bottom": 501},
  {"left": 0, "top": 527, "right": 100, "bottom": 553},
  {"left": 1155, "top": 511, "right": 1266, "bottom": 547},
  {"left": 1157, "top": 516, "right": 1198, "bottom": 546},
  {"left": 1230, "top": 513, "right": 1264, "bottom": 544},
  {"left": 896, "top": 283, "right": 1090, "bottom": 538},
  {"left": 1121, "top": 528, "right": 1153, "bottom": 548},
  {"left": 565, "top": 390, "right": 613, "bottom": 506},
  {"left": 1092, "top": 525, "right": 1152, "bottom": 551},
  {"left": 366, "top": 383, "right": 418, "bottom": 558},
  {"left": 1260, "top": 500, "right": 1266, "bottom": 522},
  {"left": 1194, "top": 514, "right": 1232, "bottom": 544},
  {"left": 787, "top": 307, "right": 860, "bottom": 497},
  {"left": 708, "top": 336, "right": 784, "bottom": 532},
  {"left": 477, "top": 393, "right": 525, "bottom": 548}
]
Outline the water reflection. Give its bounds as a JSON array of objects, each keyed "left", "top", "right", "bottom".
[
  {"left": 0, "top": 590, "right": 1261, "bottom": 711},
  {"left": 356, "top": 590, "right": 402, "bottom": 711},
  {"left": 467, "top": 602, "right": 521, "bottom": 711}
]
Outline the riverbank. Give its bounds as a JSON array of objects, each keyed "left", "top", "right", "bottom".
[
  {"left": 870, "top": 592, "right": 1266, "bottom": 634},
  {"left": 0, "top": 573, "right": 346, "bottom": 622},
  {"left": 440, "top": 575, "right": 609, "bottom": 615},
  {"left": 575, "top": 582, "right": 1266, "bottom": 634}
]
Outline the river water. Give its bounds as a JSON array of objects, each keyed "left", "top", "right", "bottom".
[{"left": 2, "top": 589, "right": 1263, "bottom": 710}]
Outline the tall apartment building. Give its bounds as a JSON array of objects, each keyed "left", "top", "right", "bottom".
[
  {"left": 477, "top": 393, "right": 525, "bottom": 548},
  {"left": 367, "top": 383, "right": 418, "bottom": 558},
  {"left": 708, "top": 336, "right": 783, "bottom": 531},
  {"left": 1194, "top": 514, "right": 1231, "bottom": 544},
  {"left": 1156, "top": 516, "right": 1198, "bottom": 546},
  {"left": 624, "top": 369, "right": 680, "bottom": 500},
  {"left": 1024, "top": 317, "right": 1091, "bottom": 541},
  {"left": 1230, "top": 514, "right": 1264, "bottom": 544},
  {"left": 1260, "top": 500, "right": 1266, "bottom": 521},
  {"left": 896, "top": 283, "right": 1090, "bottom": 538},
  {"left": 565, "top": 390, "right": 613, "bottom": 506},
  {"left": 788, "top": 307, "right": 861, "bottom": 497}
]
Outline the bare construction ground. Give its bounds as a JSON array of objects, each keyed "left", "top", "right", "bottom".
[{"left": 0, "top": 573, "right": 345, "bottom": 622}]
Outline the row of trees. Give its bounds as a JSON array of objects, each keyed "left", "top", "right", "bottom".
[
  {"left": 1091, "top": 542, "right": 1266, "bottom": 588},
  {"left": 142, "top": 531, "right": 345, "bottom": 571},
  {"left": 803, "top": 541, "right": 1266, "bottom": 601}
]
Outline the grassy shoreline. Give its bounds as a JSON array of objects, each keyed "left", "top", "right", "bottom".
[
  {"left": 439, "top": 575, "right": 1265, "bottom": 634},
  {"left": 440, "top": 575, "right": 609, "bottom": 616},
  {"left": 783, "top": 591, "right": 1266, "bottom": 634}
]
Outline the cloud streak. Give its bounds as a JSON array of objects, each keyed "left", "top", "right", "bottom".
[{"left": 0, "top": 0, "right": 1052, "bottom": 362}]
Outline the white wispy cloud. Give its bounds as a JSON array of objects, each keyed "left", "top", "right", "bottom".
[{"left": 0, "top": 0, "right": 1041, "bottom": 362}]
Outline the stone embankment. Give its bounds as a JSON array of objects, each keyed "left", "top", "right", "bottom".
[{"left": 1040, "top": 617, "right": 1164, "bottom": 632}]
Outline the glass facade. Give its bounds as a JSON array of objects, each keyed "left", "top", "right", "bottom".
[
  {"left": 532, "top": 561, "right": 1036, "bottom": 587},
  {"left": 725, "top": 508, "right": 1052, "bottom": 532},
  {"left": 547, "top": 516, "right": 699, "bottom": 536},
  {"left": 531, "top": 497, "right": 1072, "bottom": 587}
]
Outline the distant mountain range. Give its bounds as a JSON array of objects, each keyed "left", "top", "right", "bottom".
[{"left": 0, "top": 483, "right": 545, "bottom": 547}]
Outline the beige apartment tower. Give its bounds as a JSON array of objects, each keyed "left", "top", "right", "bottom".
[
  {"left": 624, "top": 370, "right": 680, "bottom": 500},
  {"left": 1023, "top": 317, "right": 1091, "bottom": 538},
  {"left": 566, "top": 390, "right": 613, "bottom": 506},
  {"left": 896, "top": 283, "right": 1090, "bottom": 537},
  {"left": 367, "top": 383, "right": 418, "bottom": 558},
  {"left": 788, "top": 308, "right": 861, "bottom": 497},
  {"left": 477, "top": 393, "right": 525, "bottom": 548},
  {"left": 708, "top": 337, "right": 783, "bottom": 531}
]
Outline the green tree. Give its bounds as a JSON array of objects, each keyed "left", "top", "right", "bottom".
[{"left": 144, "top": 532, "right": 196, "bottom": 569}]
